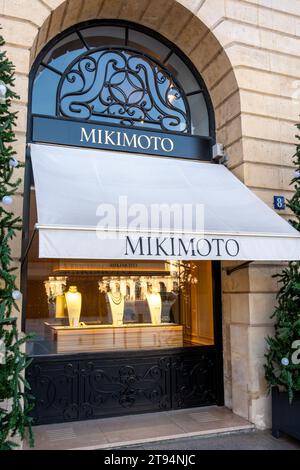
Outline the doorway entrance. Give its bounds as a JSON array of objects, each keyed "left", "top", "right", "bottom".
[{"left": 23, "top": 21, "right": 223, "bottom": 425}]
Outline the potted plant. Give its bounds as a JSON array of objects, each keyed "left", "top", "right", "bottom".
[{"left": 264, "top": 123, "right": 300, "bottom": 440}]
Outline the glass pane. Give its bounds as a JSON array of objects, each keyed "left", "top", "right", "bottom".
[
  {"left": 25, "top": 193, "right": 215, "bottom": 357},
  {"left": 180, "top": 261, "right": 214, "bottom": 345},
  {"left": 127, "top": 29, "right": 170, "bottom": 61},
  {"left": 31, "top": 25, "right": 210, "bottom": 136},
  {"left": 166, "top": 54, "right": 200, "bottom": 94},
  {"left": 26, "top": 260, "right": 182, "bottom": 355},
  {"left": 188, "top": 92, "right": 209, "bottom": 136},
  {"left": 80, "top": 26, "right": 125, "bottom": 48},
  {"left": 57, "top": 49, "right": 189, "bottom": 132},
  {"left": 43, "top": 33, "right": 86, "bottom": 72},
  {"left": 32, "top": 66, "right": 60, "bottom": 116}
]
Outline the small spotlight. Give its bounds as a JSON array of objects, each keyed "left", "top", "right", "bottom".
[{"left": 168, "top": 93, "right": 176, "bottom": 103}]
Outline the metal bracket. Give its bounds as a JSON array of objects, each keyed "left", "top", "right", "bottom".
[
  {"left": 20, "top": 226, "right": 37, "bottom": 267},
  {"left": 212, "top": 143, "right": 228, "bottom": 165},
  {"left": 226, "top": 261, "right": 253, "bottom": 276}
]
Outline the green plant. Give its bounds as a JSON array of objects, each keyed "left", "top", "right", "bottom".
[
  {"left": 264, "top": 122, "right": 300, "bottom": 403},
  {"left": 0, "top": 33, "right": 34, "bottom": 450}
]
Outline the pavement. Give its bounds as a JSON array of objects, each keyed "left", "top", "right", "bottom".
[
  {"left": 25, "top": 406, "right": 253, "bottom": 450},
  {"left": 117, "top": 430, "right": 300, "bottom": 450},
  {"left": 25, "top": 405, "right": 300, "bottom": 451}
]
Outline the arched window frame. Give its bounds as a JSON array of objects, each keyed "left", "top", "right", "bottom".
[{"left": 27, "top": 19, "right": 216, "bottom": 143}]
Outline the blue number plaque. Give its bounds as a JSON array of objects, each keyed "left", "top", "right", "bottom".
[{"left": 273, "top": 195, "right": 285, "bottom": 210}]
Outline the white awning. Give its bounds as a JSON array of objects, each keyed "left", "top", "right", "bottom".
[{"left": 30, "top": 143, "right": 300, "bottom": 261}]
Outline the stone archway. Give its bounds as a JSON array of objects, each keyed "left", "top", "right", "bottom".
[
  {"left": 25, "top": 0, "right": 244, "bottom": 423},
  {"left": 4, "top": 0, "right": 277, "bottom": 429}
]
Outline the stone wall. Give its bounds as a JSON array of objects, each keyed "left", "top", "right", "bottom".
[{"left": 1, "top": 0, "right": 300, "bottom": 428}]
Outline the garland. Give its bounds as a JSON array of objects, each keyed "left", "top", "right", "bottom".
[
  {"left": 264, "top": 122, "right": 300, "bottom": 402},
  {"left": 0, "top": 33, "right": 34, "bottom": 450}
]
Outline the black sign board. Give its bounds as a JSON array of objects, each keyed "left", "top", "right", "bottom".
[{"left": 32, "top": 116, "right": 212, "bottom": 160}]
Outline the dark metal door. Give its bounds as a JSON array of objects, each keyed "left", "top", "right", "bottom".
[{"left": 27, "top": 345, "right": 221, "bottom": 425}]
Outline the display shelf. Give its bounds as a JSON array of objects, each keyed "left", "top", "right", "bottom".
[{"left": 44, "top": 322, "right": 183, "bottom": 352}]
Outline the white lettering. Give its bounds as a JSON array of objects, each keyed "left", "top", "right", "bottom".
[
  {"left": 137, "top": 134, "right": 151, "bottom": 149},
  {"left": 116, "top": 131, "right": 121, "bottom": 146},
  {"left": 151, "top": 203, "right": 183, "bottom": 235},
  {"left": 150, "top": 135, "right": 160, "bottom": 150},
  {"left": 104, "top": 130, "right": 116, "bottom": 145},
  {"left": 80, "top": 127, "right": 175, "bottom": 154},
  {"left": 80, "top": 127, "right": 96, "bottom": 144},
  {"left": 122, "top": 133, "right": 137, "bottom": 148},
  {"left": 161, "top": 137, "right": 174, "bottom": 152}
]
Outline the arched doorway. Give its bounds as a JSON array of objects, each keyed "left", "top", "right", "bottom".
[{"left": 23, "top": 20, "right": 224, "bottom": 425}]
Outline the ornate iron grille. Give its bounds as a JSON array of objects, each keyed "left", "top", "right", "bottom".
[{"left": 56, "top": 47, "right": 191, "bottom": 133}]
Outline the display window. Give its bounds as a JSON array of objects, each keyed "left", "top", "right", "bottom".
[
  {"left": 25, "top": 192, "right": 214, "bottom": 354},
  {"left": 26, "top": 235, "right": 215, "bottom": 355},
  {"left": 25, "top": 21, "right": 216, "bottom": 357}
]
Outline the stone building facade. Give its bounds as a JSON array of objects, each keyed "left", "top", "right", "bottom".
[{"left": 1, "top": 0, "right": 300, "bottom": 429}]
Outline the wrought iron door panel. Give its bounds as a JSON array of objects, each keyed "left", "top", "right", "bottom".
[
  {"left": 78, "top": 356, "right": 171, "bottom": 420},
  {"left": 171, "top": 348, "right": 217, "bottom": 409},
  {"left": 26, "top": 360, "right": 78, "bottom": 425},
  {"left": 27, "top": 347, "right": 218, "bottom": 425}
]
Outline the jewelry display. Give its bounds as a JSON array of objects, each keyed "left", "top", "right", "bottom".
[
  {"left": 109, "top": 291, "right": 123, "bottom": 305},
  {"left": 96, "top": 268, "right": 180, "bottom": 326},
  {"left": 119, "top": 279, "right": 127, "bottom": 298},
  {"left": 97, "top": 269, "right": 180, "bottom": 303},
  {"left": 146, "top": 290, "right": 162, "bottom": 325},
  {"left": 107, "top": 290, "right": 125, "bottom": 326},
  {"left": 44, "top": 276, "right": 67, "bottom": 318},
  {"left": 65, "top": 286, "right": 82, "bottom": 327}
]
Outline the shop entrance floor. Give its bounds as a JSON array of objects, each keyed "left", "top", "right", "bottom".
[{"left": 24, "top": 406, "right": 254, "bottom": 450}]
